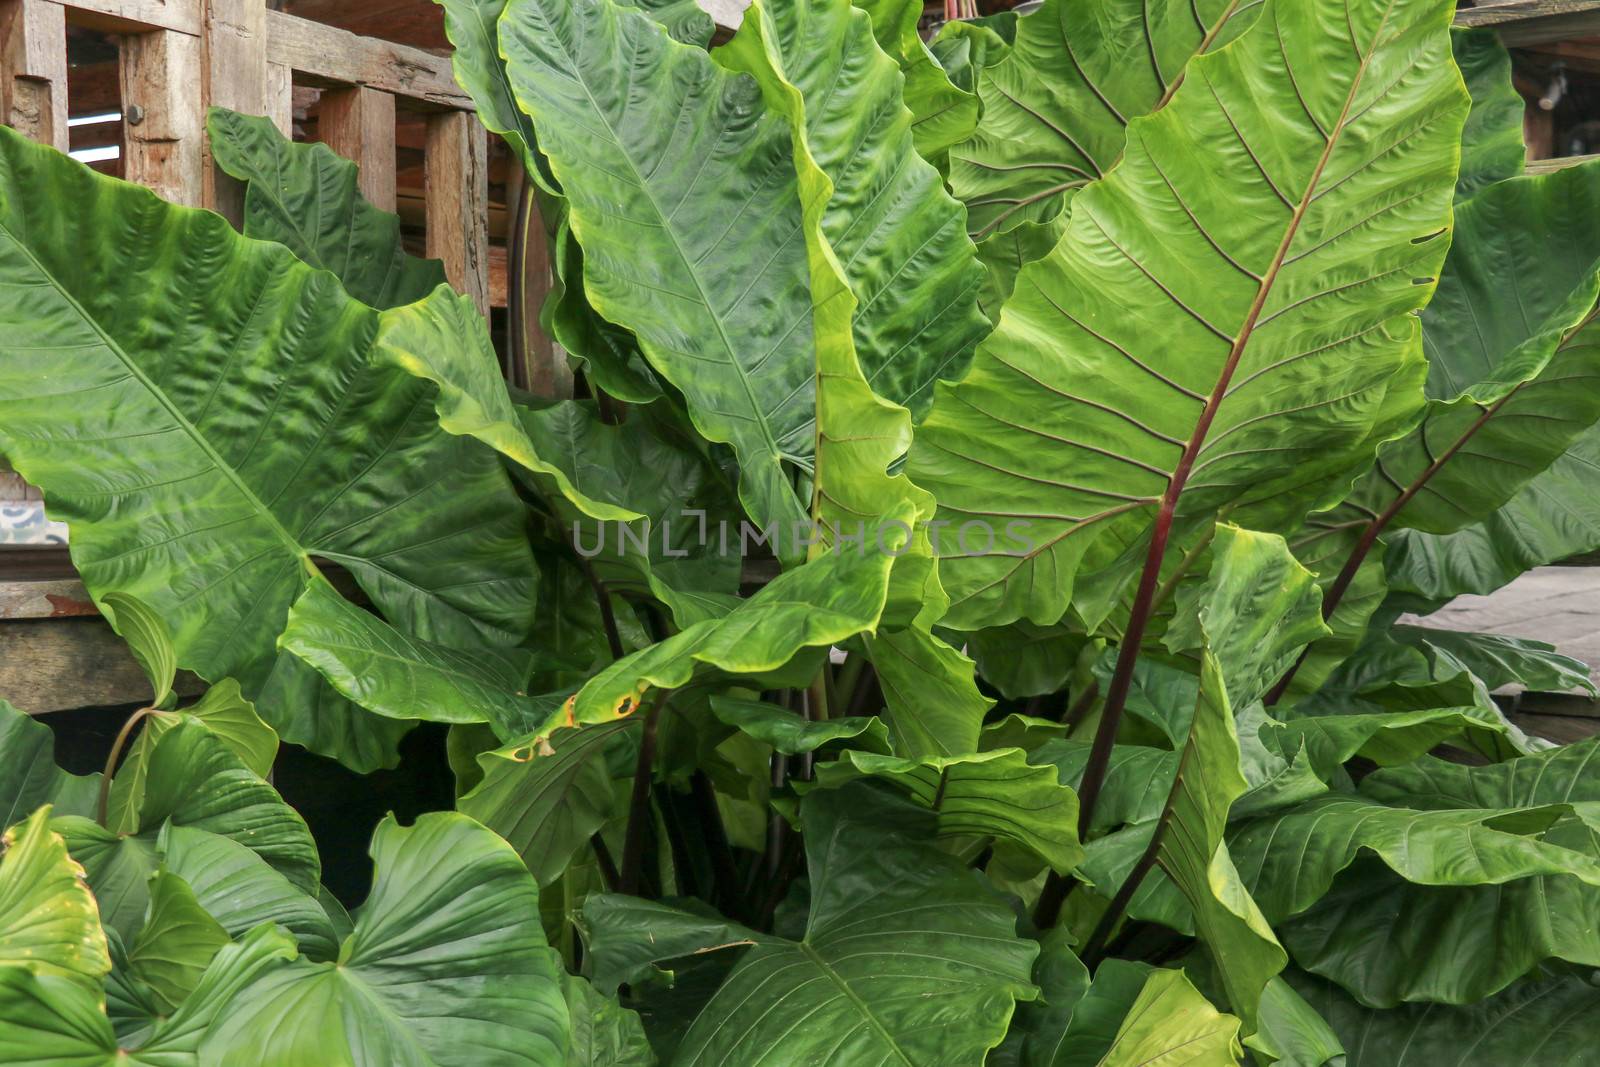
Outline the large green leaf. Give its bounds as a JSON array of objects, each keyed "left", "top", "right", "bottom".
[
  {"left": 1260, "top": 739, "right": 1600, "bottom": 1005},
  {"left": 1293, "top": 969, "right": 1600, "bottom": 1066},
  {"left": 201, "top": 812, "right": 569, "bottom": 1066},
  {"left": 584, "top": 784, "right": 1038, "bottom": 1065},
  {"left": 707, "top": 694, "right": 891, "bottom": 755},
  {"left": 498, "top": 0, "right": 814, "bottom": 542},
  {"left": 811, "top": 747, "right": 1083, "bottom": 871},
  {"left": 562, "top": 972, "right": 655, "bottom": 1067},
  {"left": 158, "top": 824, "right": 339, "bottom": 961},
  {"left": 459, "top": 718, "right": 636, "bottom": 887},
  {"left": 1452, "top": 27, "right": 1525, "bottom": 200},
  {"left": 0, "top": 700, "right": 98, "bottom": 828},
  {"left": 0, "top": 126, "right": 536, "bottom": 746},
  {"left": 564, "top": 536, "right": 905, "bottom": 731},
  {"left": 206, "top": 108, "right": 449, "bottom": 309},
  {"left": 0, "top": 806, "right": 109, "bottom": 983},
  {"left": 910, "top": 0, "right": 1463, "bottom": 628},
  {"left": 110, "top": 679, "right": 280, "bottom": 834},
  {"left": 950, "top": 0, "right": 1260, "bottom": 243},
  {"left": 1332, "top": 161, "right": 1600, "bottom": 537},
  {"left": 1230, "top": 785, "right": 1600, "bottom": 1006},
  {"left": 110, "top": 721, "right": 318, "bottom": 895},
  {"left": 719, "top": 0, "right": 989, "bottom": 415},
  {"left": 0, "top": 923, "right": 297, "bottom": 1067},
  {"left": 851, "top": 0, "right": 978, "bottom": 163},
  {"left": 280, "top": 576, "right": 538, "bottom": 736}
]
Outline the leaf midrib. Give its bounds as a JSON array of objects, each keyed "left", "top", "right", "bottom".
[{"left": 0, "top": 218, "right": 311, "bottom": 572}]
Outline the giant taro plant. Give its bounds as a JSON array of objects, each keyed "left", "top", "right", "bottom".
[{"left": 4, "top": 0, "right": 1600, "bottom": 1061}]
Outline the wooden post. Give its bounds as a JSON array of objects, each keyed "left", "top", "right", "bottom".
[
  {"left": 0, "top": 0, "right": 68, "bottom": 153},
  {"left": 202, "top": 0, "right": 267, "bottom": 220},
  {"left": 317, "top": 85, "right": 395, "bottom": 212},
  {"left": 425, "top": 108, "right": 488, "bottom": 316},
  {"left": 264, "top": 60, "right": 292, "bottom": 136},
  {"left": 120, "top": 28, "right": 204, "bottom": 205}
]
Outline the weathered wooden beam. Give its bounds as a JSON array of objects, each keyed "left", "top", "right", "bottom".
[
  {"left": 425, "top": 108, "right": 488, "bottom": 314},
  {"left": 1454, "top": 0, "right": 1600, "bottom": 45},
  {"left": 63, "top": 0, "right": 202, "bottom": 36},
  {"left": 0, "top": 617, "right": 203, "bottom": 712},
  {"left": 201, "top": 0, "right": 267, "bottom": 219},
  {"left": 264, "top": 8, "right": 469, "bottom": 110},
  {"left": 264, "top": 59, "right": 292, "bottom": 135},
  {"left": 119, "top": 26, "right": 204, "bottom": 204},
  {"left": 1, "top": 0, "right": 68, "bottom": 152},
  {"left": 317, "top": 84, "right": 397, "bottom": 212}
]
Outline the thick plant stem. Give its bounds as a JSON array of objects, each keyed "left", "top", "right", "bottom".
[
  {"left": 591, "top": 834, "right": 620, "bottom": 892},
  {"left": 691, "top": 770, "right": 739, "bottom": 911},
  {"left": 619, "top": 697, "right": 663, "bottom": 895},
  {"left": 1074, "top": 63, "right": 1363, "bottom": 838},
  {"left": 577, "top": 556, "right": 626, "bottom": 661},
  {"left": 98, "top": 706, "right": 154, "bottom": 827}
]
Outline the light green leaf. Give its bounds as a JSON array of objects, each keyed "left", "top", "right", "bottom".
[
  {"left": 435, "top": 0, "right": 550, "bottom": 188},
  {"left": 812, "top": 747, "right": 1082, "bottom": 871},
  {"left": 459, "top": 718, "right": 635, "bottom": 887},
  {"left": 0, "top": 806, "right": 109, "bottom": 983},
  {"left": 201, "top": 812, "right": 568, "bottom": 1067},
  {"left": 374, "top": 287, "right": 641, "bottom": 522},
  {"left": 865, "top": 625, "right": 992, "bottom": 758},
  {"left": 1244, "top": 976, "right": 1346, "bottom": 1067},
  {"left": 851, "top": 0, "right": 978, "bottom": 163},
  {"left": 0, "top": 126, "right": 537, "bottom": 754},
  {"left": 1393, "top": 624, "right": 1594, "bottom": 694},
  {"left": 206, "top": 108, "right": 448, "bottom": 309},
  {"left": 125, "top": 870, "right": 228, "bottom": 1012},
  {"left": 0, "top": 922, "right": 298, "bottom": 1066},
  {"left": 1096, "top": 967, "right": 1244, "bottom": 1066},
  {"left": 719, "top": 0, "right": 989, "bottom": 415},
  {"left": 499, "top": 0, "right": 814, "bottom": 543},
  {"left": 280, "top": 576, "right": 538, "bottom": 737},
  {"left": 254, "top": 655, "right": 416, "bottom": 774},
  {"left": 0, "top": 700, "right": 98, "bottom": 828},
  {"left": 565, "top": 539, "right": 904, "bottom": 733},
  {"left": 584, "top": 783, "right": 1038, "bottom": 1065},
  {"left": 911, "top": 0, "right": 1461, "bottom": 628},
  {"left": 1332, "top": 161, "right": 1600, "bottom": 538},
  {"left": 99, "top": 592, "right": 176, "bottom": 709},
  {"left": 707, "top": 694, "right": 891, "bottom": 755}
]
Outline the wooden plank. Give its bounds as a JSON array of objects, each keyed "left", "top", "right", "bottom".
[
  {"left": 1, "top": 0, "right": 69, "bottom": 152},
  {"left": 61, "top": 0, "right": 201, "bottom": 36},
  {"left": 1454, "top": 0, "right": 1600, "bottom": 45},
  {"left": 425, "top": 108, "right": 488, "bottom": 314},
  {"left": 264, "top": 59, "right": 292, "bottom": 135},
  {"left": 1529, "top": 152, "right": 1600, "bottom": 174},
  {"left": 317, "top": 85, "right": 396, "bottom": 212},
  {"left": 0, "top": 578, "right": 95, "bottom": 619},
  {"left": 201, "top": 0, "right": 267, "bottom": 220},
  {"left": 264, "top": 8, "right": 469, "bottom": 110},
  {"left": 119, "top": 27, "right": 204, "bottom": 205},
  {"left": 0, "top": 618, "right": 202, "bottom": 712}
]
